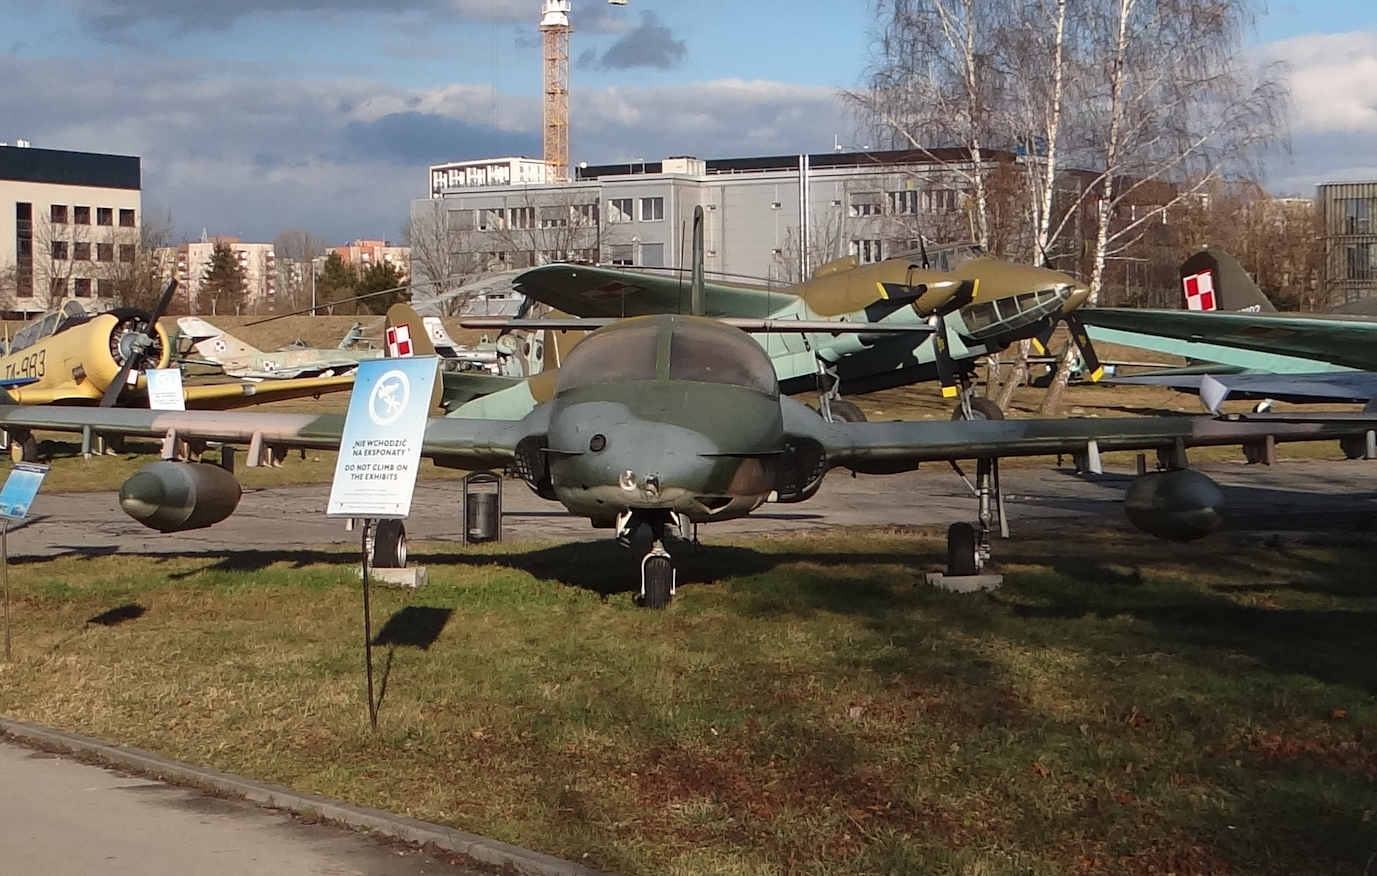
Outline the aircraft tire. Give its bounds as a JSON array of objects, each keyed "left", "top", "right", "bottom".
[
  {"left": 1340, "top": 437, "right": 1367, "bottom": 460},
  {"left": 946, "top": 522, "right": 979, "bottom": 577},
  {"left": 640, "top": 554, "right": 674, "bottom": 609},
  {"left": 370, "top": 520, "right": 407, "bottom": 568},
  {"left": 951, "top": 398, "right": 1005, "bottom": 421},
  {"left": 829, "top": 399, "right": 867, "bottom": 423},
  {"left": 10, "top": 434, "right": 37, "bottom": 464}
]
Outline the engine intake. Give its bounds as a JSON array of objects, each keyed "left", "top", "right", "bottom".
[
  {"left": 118, "top": 461, "right": 242, "bottom": 532},
  {"left": 1124, "top": 469, "right": 1224, "bottom": 541}
]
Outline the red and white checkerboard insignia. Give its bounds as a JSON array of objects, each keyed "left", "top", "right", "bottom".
[
  {"left": 213, "top": 339, "right": 227, "bottom": 352},
  {"left": 1182, "top": 270, "right": 1217, "bottom": 311},
  {"left": 263, "top": 360, "right": 278, "bottom": 372},
  {"left": 386, "top": 324, "right": 413, "bottom": 357}
]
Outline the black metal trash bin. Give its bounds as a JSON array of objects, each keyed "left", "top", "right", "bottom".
[{"left": 461, "top": 471, "right": 502, "bottom": 543}]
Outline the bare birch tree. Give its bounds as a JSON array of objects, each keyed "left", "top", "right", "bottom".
[{"left": 852, "top": 0, "right": 1010, "bottom": 251}]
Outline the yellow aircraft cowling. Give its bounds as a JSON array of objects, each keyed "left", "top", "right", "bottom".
[
  {"left": 799, "top": 259, "right": 962, "bottom": 318},
  {"left": 84, "top": 313, "right": 174, "bottom": 397}
]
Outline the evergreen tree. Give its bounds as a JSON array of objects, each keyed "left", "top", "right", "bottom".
[
  {"left": 356, "top": 261, "right": 410, "bottom": 315},
  {"left": 200, "top": 241, "right": 247, "bottom": 315},
  {"left": 315, "top": 252, "right": 358, "bottom": 315}
]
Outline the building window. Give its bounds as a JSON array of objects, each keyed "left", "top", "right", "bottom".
[
  {"left": 924, "top": 189, "right": 960, "bottom": 213},
  {"left": 639, "top": 197, "right": 664, "bottom": 221},
  {"left": 851, "top": 239, "right": 883, "bottom": 264},
  {"left": 119, "top": 244, "right": 136, "bottom": 263},
  {"left": 1344, "top": 198, "right": 1371, "bottom": 235},
  {"left": 641, "top": 242, "right": 665, "bottom": 267},
  {"left": 97, "top": 279, "right": 114, "bottom": 298},
  {"left": 119, "top": 208, "right": 136, "bottom": 228},
  {"left": 507, "top": 207, "right": 535, "bottom": 229},
  {"left": 97, "top": 207, "right": 113, "bottom": 226},
  {"left": 888, "top": 190, "right": 918, "bottom": 215},
  {"left": 50, "top": 277, "right": 68, "bottom": 298},
  {"left": 608, "top": 198, "right": 634, "bottom": 224},
  {"left": 74, "top": 206, "right": 91, "bottom": 225},
  {"left": 96, "top": 243, "right": 114, "bottom": 262},
  {"left": 574, "top": 203, "right": 597, "bottom": 224},
  {"left": 16, "top": 202, "right": 33, "bottom": 298},
  {"left": 74, "top": 278, "right": 92, "bottom": 297},
  {"left": 51, "top": 241, "right": 69, "bottom": 260},
  {"left": 539, "top": 205, "right": 569, "bottom": 228},
  {"left": 850, "top": 193, "right": 882, "bottom": 217},
  {"left": 51, "top": 205, "right": 68, "bottom": 224},
  {"left": 73, "top": 242, "right": 91, "bottom": 261},
  {"left": 1346, "top": 244, "right": 1374, "bottom": 281},
  {"left": 610, "top": 244, "right": 634, "bottom": 265}
]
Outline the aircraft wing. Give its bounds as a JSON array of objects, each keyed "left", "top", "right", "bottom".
[
  {"left": 1078, "top": 308, "right": 1377, "bottom": 372},
  {"left": 514, "top": 264, "right": 795, "bottom": 319},
  {"left": 782, "top": 399, "right": 1377, "bottom": 473},
  {"left": 0, "top": 404, "right": 538, "bottom": 471},
  {"left": 181, "top": 375, "right": 358, "bottom": 410},
  {"left": 1106, "top": 371, "right": 1377, "bottom": 408}
]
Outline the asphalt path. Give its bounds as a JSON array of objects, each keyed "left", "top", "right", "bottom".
[
  {"left": 6, "top": 456, "right": 1377, "bottom": 559},
  {"left": 0, "top": 740, "right": 486, "bottom": 875}
]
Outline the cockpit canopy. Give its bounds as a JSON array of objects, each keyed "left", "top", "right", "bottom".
[
  {"left": 556, "top": 315, "right": 779, "bottom": 397},
  {"left": 9, "top": 301, "right": 92, "bottom": 355}
]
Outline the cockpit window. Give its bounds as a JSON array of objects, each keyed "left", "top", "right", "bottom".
[
  {"left": 555, "top": 321, "right": 660, "bottom": 392},
  {"left": 669, "top": 322, "right": 778, "bottom": 396}
]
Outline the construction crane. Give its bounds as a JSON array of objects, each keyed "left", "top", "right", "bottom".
[{"left": 540, "top": 0, "right": 627, "bottom": 183}]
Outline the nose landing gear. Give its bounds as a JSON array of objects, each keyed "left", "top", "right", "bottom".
[{"left": 618, "top": 509, "right": 680, "bottom": 609}]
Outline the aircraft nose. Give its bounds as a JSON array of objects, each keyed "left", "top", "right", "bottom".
[{"left": 1063, "top": 282, "right": 1092, "bottom": 312}]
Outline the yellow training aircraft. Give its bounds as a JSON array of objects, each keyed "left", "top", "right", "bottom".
[{"left": 0, "top": 283, "right": 355, "bottom": 461}]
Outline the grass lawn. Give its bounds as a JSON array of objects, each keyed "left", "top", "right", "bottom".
[{"left": 2, "top": 524, "right": 1375, "bottom": 875}]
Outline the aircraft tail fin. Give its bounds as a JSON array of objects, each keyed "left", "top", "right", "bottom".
[
  {"left": 421, "top": 316, "right": 461, "bottom": 357},
  {"left": 1179, "top": 248, "right": 1276, "bottom": 314},
  {"left": 337, "top": 321, "right": 365, "bottom": 349},
  {"left": 385, "top": 303, "right": 442, "bottom": 409},
  {"left": 383, "top": 304, "right": 438, "bottom": 358},
  {"left": 176, "top": 316, "right": 264, "bottom": 360}
]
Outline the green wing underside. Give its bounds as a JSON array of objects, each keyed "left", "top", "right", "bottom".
[
  {"left": 515, "top": 264, "right": 795, "bottom": 319},
  {"left": 0, "top": 405, "right": 533, "bottom": 470},
  {"left": 1078, "top": 309, "right": 1377, "bottom": 371}
]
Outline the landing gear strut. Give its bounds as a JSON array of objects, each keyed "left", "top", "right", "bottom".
[
  {"left": 618, "top": 509, "right": 678, "bottom": 609},
  {"left": 945, "top": 456, "right": 1007, "bottom": 575}
]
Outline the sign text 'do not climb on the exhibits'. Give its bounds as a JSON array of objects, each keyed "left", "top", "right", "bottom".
[{"left": 326, "top": 356, "right": 437, "bottom": 519}]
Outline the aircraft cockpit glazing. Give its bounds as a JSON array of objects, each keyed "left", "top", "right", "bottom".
[{"left": 555, "top": 316, "right": 778, "bottom": 397}]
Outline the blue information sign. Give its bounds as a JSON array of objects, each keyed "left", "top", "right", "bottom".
[
  {"left": 326, "top": 357, "right": 437, "bottom": 519},
  {"left": 0, "top": 463, "right": 49, "bottom": 521}
]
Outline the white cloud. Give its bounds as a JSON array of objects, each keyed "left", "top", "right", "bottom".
[
  {"left": 1263, "top": 30, "right": 1377, "bottom": 134},
  {"left": 1, "top": 51, "right": 851, "bottom": 243}
]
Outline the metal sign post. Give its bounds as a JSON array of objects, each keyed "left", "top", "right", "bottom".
[
  {"left": 326, "top": 357, "right": 436, "bottom": 730},
  {"left": 360, "top": 519, "right": 377, "bottom": 731},
  {"left": 0, "top": 462, "right": 50, "bottom": 663}
]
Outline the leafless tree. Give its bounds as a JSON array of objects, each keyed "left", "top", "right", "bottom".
[
  {"left": 852, "top": 0, "right": 1011, "bottom": 251},
  {"left": 405, "top": 201, "right": 491, "bottom": 316}
]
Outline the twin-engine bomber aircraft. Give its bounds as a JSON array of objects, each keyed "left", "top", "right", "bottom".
[
  {"left": 492, "top": 243, "right": 1093, "bottom": 418},
  {"left": 1, "top": 304, "right": 1372, "bottom": 607}
]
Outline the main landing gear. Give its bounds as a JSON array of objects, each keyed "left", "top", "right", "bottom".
[
  {"left": 944, "top": 456, "right": 1008, "bottom": 576},
  {"left": 618, "top": 509, "right": 679, "bottom": 609},
  {"left": 814, "top": 361, "right": 868, "bottom": 423}
]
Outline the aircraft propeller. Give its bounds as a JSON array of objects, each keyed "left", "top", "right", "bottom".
[
  {"left": 1032, "top": 311, "right": 1105, "bottom": 383},
  {"left": 100, "top": 279, "right": 179, "bottom": 408}
]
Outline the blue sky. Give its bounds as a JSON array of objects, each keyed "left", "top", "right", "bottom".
[{"left": 2, "top": 0, "right": 1374, "bottom": 244}]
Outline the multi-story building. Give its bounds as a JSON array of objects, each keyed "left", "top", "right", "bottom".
[
  {"left": 0, "top": 142, "right": 141, "bottom": 317},
  {"left": 413, "top": 150, "right": 1013, "bottom": 302},
  {"left": 330, "top": 239, "right": 409, "bottom": 274},
  {"left": 1319, "top": 181, "right": 1377, "bottom": 306},
  {"left": 167, "top": 236, "right": 277, "bottom": 315}
]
